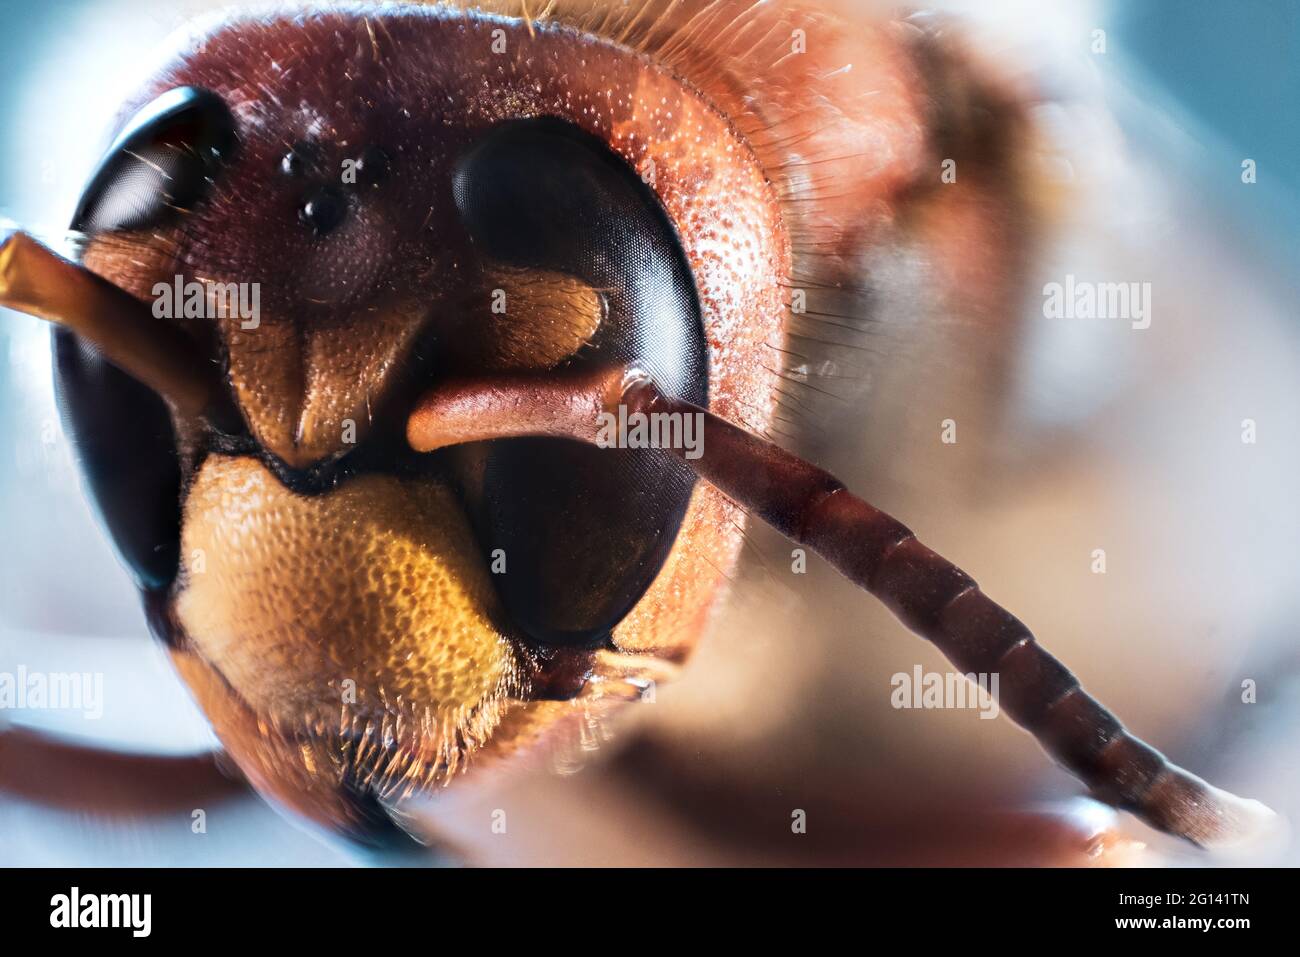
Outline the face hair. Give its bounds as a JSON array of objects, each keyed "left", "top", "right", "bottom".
[
  {"left": 0, "top": 228, "right": 218, "bottom": 419},
  {"left": 407, "top": 364, "right": 1277, "bottom": 849}
]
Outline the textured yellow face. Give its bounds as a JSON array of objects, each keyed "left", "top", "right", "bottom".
[
  {"left": 170, "top": 453, "right": 541, "bottom": 837},
  {"left": 177, "top": 456, "right": 521, "bottom": 769}
]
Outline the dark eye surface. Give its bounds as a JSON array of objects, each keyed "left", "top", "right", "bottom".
[
  {"left": 298, "top": 185, "right": 348, "bottom": 236},
  {"left": 353, "top": 145, "right": 391, "bottom": 187},
  {"left": 280, "top": 140, "right": 323, "bottom": 177},
  {"left": 53, "top": 332, "right": 183, "bottom": 592},
  {"left": 57, "top": 86, "right": 235, "bottom": 592},
  {"left": 71, "top": 85, "right": 235, "bottom": 234},
  {"left": 453, "top": 118, "right": 708, "bottom": 646}
]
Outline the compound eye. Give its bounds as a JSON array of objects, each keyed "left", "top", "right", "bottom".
[
  {"left": 59, "top": 85, "right": 234, "bottom": 592},
  {"left": 453, "top": 119, "right": 708, "bottom": 647},
  {"left": 72, "top": 86, "right": 236, "bottom": 234}
]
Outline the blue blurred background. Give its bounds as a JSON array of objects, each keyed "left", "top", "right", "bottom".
[{"left": 1120, "top": 0, "right": 1298, "bottom": 278}]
